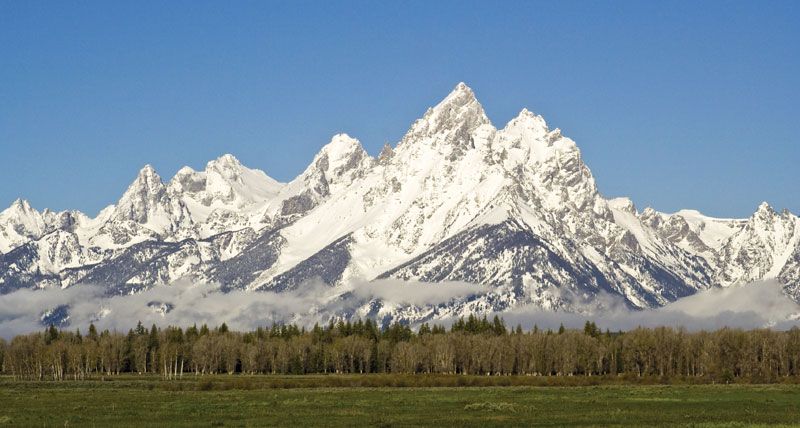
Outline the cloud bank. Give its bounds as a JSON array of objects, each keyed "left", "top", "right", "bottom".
[
  {"left": 0, "top": 279, "right": 797, "bottom": 338},
  {"left": 0, "top": 279, "right": 489, "bottom": 338},
  {"left": 352, "top": 279, "right": 489, "bottom": 306},
  {"left": 495, "top": 280, "right": 800, "bottom": 332}
]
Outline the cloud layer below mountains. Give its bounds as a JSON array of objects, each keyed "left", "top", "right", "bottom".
[
  {"left": 497, "top": 280, "right": 800, "bottom": 332},
  {"left": 0, "top": 280, "right": 797, "bottom": 338},
  {"left": 0, "top": 280, "right": 489, "bottom": 338}
]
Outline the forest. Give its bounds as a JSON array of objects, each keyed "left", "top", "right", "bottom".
[{"left": 3, "top": 316, "right": 800, "bottom": 383}]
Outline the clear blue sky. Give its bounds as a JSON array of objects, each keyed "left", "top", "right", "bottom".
[{"left": 1, "top": 1, "right": 797, "bottom": 218}]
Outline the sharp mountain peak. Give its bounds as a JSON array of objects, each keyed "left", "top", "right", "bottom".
[{"left": 1, "top": 83, "right": 798, "bottom": 326}]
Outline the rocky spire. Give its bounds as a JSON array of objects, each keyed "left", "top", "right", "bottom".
[
  {"left": 754, "top": 201, "right": 776, "bottom": 218},
  {"left": 205, "top": 154, "right": 244, "bottom": 178},
  {"left": 503, "top": 108, "right": 549, "bottom": 140},
  {"left": 400, "top": 82, "right": 490, "bottom": 146},
  {"left": 302, "top": 134, "right": 373, "bottom": 195},
  {"left": 0, "top": 198, "right": 46, "bottom": 252},
  {"left": 113, "top": 165, "right": 169, "bottom": 224}
]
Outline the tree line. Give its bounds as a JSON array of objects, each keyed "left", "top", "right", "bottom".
[{"left": 2, "top": 316, "right": 800, "bottom": 383}]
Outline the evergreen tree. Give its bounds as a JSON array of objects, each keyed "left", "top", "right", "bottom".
[
  {"left": 45, "top": 324, "right": 59, "bottom": 345},
  {"left": 418, "top": 323, "right": 431, "bottom": 335},
  {"left": 88, "top": 323, "right": 99, "bottom": 341},
  {"left": 465, "top": 315, "right": 479, "bottom": 333},
  {"left": 492, "top": 316, "right": 507, "bottom": 336},
  {"left": 135, "top": 321, "right": 146, "bottom": 336},
  {"left": 584, "top": 321, "right": 600, "bottom": 338},
  {"left": 185, "top": 324, "right": 199, "bottom": 341},
  {"left": 451, "top": 317, "right": 466, "bottom": 333}
]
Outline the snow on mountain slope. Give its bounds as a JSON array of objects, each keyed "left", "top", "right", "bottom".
[
  {"left": 169, "top": 154, "right": 283, "bottom": 237},
  {"left": 0, "top": 199, "right": 47, "bottom": 253},
  {"left": 671, "top": 209, "right": 744, "bottom": 249},
  {"left": 717, "top": 203, "right": 800, "bottom": 286},
  {"left": 91, "top": 165, "right": 194, "bottom": 247},
  {"left": 258, "top": 133, "right": 375, "bottom": 225},
  {"left": 1, "top": 82, "right": 798, "bottom": 321},
  {"left": 255, "top": 84, "right": 507, "bottom": 287},
  {"left": 243, "top": 83, "right": 713, "bottom": 311},
  {"left": 628, "top": 204, "right": 745, "bottom": 266}
]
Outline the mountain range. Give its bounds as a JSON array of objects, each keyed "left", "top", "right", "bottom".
[{"left": 2, "top": 83, "right": 798, "bottom": 325}]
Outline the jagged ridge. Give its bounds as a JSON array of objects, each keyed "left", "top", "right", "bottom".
[{"left": 1, "top": 83, "right": 798, "bottom": 324}]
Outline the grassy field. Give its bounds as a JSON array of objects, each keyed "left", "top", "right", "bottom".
[{"left": 1, "top": 375, "right": 799, "bottom": 426}]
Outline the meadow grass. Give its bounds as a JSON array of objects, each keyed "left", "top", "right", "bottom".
[{"left": 1, "top": 375, "right": 799, "bottom": 426}]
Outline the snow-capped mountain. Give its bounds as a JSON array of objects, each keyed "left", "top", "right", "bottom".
[
  {"left": 1, "top": 83, "right": 798, "bottom": 324},
  {"left": 0, "top": 199, "right": 48, "bottom": 253}
]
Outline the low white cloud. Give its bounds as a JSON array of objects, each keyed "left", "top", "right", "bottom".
[
  {"left": 0, "top": 281, "right": 330, "bottom": 338},
  {"left": 0, "top": 278, "right": 488, "bottom": 337},
  {"left": 0, "top": 279, "right": 797, "bottom": 338},
  {"left": 492, "top": 280, "right": 800, "bottom": 332},
  {"left": 662, "top": 280, "right": 799, "bottom": 320},
  {"left": 351, "top": 279, "right": 489, "bottom": 306}
]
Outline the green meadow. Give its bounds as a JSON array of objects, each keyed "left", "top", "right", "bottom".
[{"left": 1, "top": 375, "right": 799, "bottom": 426}]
